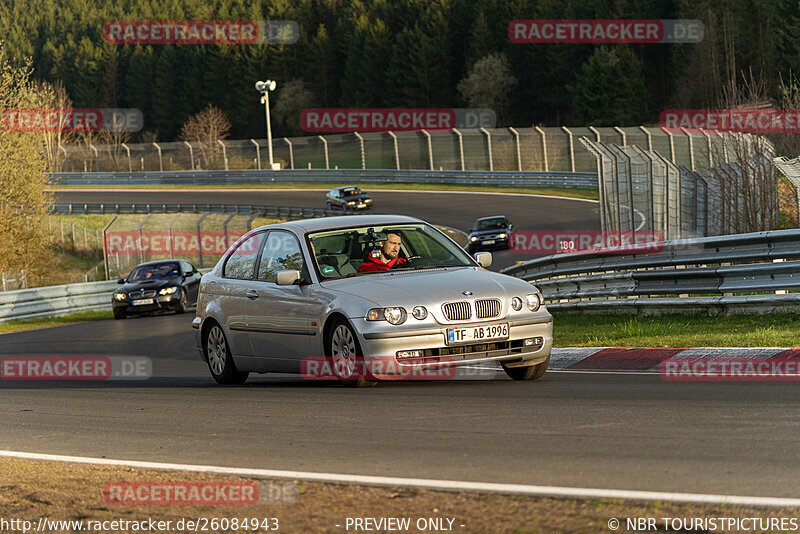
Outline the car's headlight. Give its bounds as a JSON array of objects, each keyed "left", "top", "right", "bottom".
[
  {"left": 366, "top": 307, "right": 407, "bottom": 325},
  {"left": 511, "top": 296, "right": 523, "bottom": 311},
  {"left": 114, "top": 293, "right": 126, "bottom": 301},
  {"left": 469, "top": 236, "right": 478, "bottom": 242},
  {"left": 411, "top": 306, "right": 428, "bottom": 320},
  {"left": 365, "top": 199, "right": 373, "bottom": 203},
  {"left": 525, "top": 293, "right": 540, "bottom": 311},
  {"left": 159, "top": 286, "right": 178, "bottom": 295},
  {"left": 347, "top": 201, "right": 356, "bottom": 205},
  {"left": 497, "top": 233, "right": 507, "bottom": 239}
]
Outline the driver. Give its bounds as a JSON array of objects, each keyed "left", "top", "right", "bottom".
[{"left": 358, "top": 231, "right": 410, "bottom": 272}]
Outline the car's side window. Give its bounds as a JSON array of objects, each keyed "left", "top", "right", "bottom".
[
  {"left": 222, "top": 232, "right": 265, "bottom": 279},
  {"left": 258, "top": 231, "right": 304, "bottom": 283}
]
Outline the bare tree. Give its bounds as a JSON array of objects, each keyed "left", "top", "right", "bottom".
[
  {"left": 33, "top": 80, "right": 75, "bottom": 172},
  {"left": 179, "top": 104, "right": 231, "bottom": 169}
]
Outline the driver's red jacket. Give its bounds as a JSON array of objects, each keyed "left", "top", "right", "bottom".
[{"left": 357, "top": 256, "right": 409, "bottom": 272}]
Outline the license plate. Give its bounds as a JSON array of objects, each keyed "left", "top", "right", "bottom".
[
  {"left": 482, "top": 240, "right": 495, "bottom": 245},
  {"left": 447, "top": 323, "right": 508, "bottom": 344},
  {"left": 132, "top": 298, "right": 154, "bottom": 306},
  {"left": 357, "top": 203, "right": 366, "bottom": 208}
]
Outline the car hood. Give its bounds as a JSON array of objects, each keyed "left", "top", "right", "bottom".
[
  {"left": 470, "top": 228, "right": 509, "bottom": 238},
  {"left": 320, "top": 267, "right": 533, "bottom": 310},
  {"left": 119, "top": 278, "right": 180, "bottom": 292},
  {"left": 341, "top": 194, "right": 371, "bottom": 201}
]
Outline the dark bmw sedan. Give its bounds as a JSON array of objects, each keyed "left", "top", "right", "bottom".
[
  {"left": 112, "top": 260, "right": 201, "bottom": 319},
  {"left": 325, "top": 186, "right": 373, "bottom": 211},
  {"left": 466, "top": 216, "right": 513, "bottom": 254}
]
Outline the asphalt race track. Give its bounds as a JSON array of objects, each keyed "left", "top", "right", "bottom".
[
  {"left": 2, "top": 315, "right": 800, "bottom": 497},
  {"left": 2, "top": 188, "right": 797, "bottom": 499},
  {"left": 53, "top": 188, "right": 600, "bottom": 271}
]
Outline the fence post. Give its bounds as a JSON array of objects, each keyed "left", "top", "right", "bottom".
[
  {"left": 387, "top": 131, "right": 400, "bottom": 170},
  {"left": 480, "top": 128, "right": 493, "bottom": 171},
  {"left": 579, "top": 138, "right": 608, "bottom": 232},
  {"left": 222, "top": 213, "right": 236, "bottom": 250},
  {"left": 283, "top": 138, "right": 294, "bottom": 169},
  {"left": 561, "top": 126, "right": 575, "bottom": 172},
  {"left": 1, "top": 272, "right": 6, "bottom": 292},
  {"left": 700, "top": 129, "right": 713, "bottom": 167},
  {"left": 196, "top": 213, "right": 211, "bottom": 268},
  {"left": 681, "top": 127, "right": 695, "bottom": 171},
  {"left": 613, "top": 126, "right": 627, "bottom": 146},
  {"left": 168, "top": 213, "right": 181, "bottom": 258},
  {"left": 138, "top": 214, "right": 152, "bottom": 265},
  {"left": 153, "top": 142, "right": 163, "bottom": 172},
  {"left": 639, "top": 126, "right": 653, "bottom": 151},
  {"left": 588, "top": 126, "right": 601, "bottom": 142},
  {"left": 21, "top": 269, "right": 26, "bottom": 289},
  {"left": 452, "top": 129, "right": 465, "bottom": 171},
  {"left": 60, "top": 220, "right": 64, "bottom": 242},
  {"left": 59, "top": 145, "right": 68, "bottom": 171},
  {"left": 318, "top": 135, "right": 330, "bottom": 169},
  {"left": 662, "top": 127, "right": 676, "bottom": 163},
  {"left": 84, "top": 226, "right": 88, "bottom": 248},
  {"left": 353, "top": 132, "right": 366, "bottom": 169},
  {"left": 121, "top": 143, "right": 132, "bottom": 172},
  {"left": 250, "top": 139, "right": 261, "bottom": 169},
  {"left": 421, "top": 130, "right": 434, "bottom": 170},
  {"left": 217, "top": 139, "right": 228, "bottom": 170},
  {"left": 184, "top": 141, "right": 195, "bottom": 171},
  {"left": 534, "top": 126, "right": 548, "bottom": 172},
  {"left": 89, "top": 144, "right": 99, "bottom": 171}
]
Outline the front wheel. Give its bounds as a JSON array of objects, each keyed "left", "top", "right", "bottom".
[
  {"left": 176, "top": 291, "right": 189, "bottom": 314},
  {"left": 502, "top": 355, "right": 549, "bottom": 381},
  {"left": 328, "top": 319, "right": 376, "bottom": 387},
  {"left": 205, "top": 323, "right": 248, "bottom": 384},
  {"left": 113, "top": 308, "right": 126, "bottom": 320}
]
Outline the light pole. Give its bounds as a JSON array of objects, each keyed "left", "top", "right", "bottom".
[{"left": 255, "top": 79, "right": 277, "bottom": 169}]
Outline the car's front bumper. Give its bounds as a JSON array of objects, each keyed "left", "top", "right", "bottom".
[
  {"left": 112, "top": 293, "right": 182, "bottom": 315},
  {"left": 353, "top": 314, "right": 553, "bottom": 379}
]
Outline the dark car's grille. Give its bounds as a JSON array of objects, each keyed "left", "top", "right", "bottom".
[
  {"left": 129, "top": 289, "right": 157, "bottom": 299},
  {"left": 475, "top": 298, "right": 501, "bottom": 318},
  {"left": 442, "top": 301, "right": 472, "bottom": 321}
]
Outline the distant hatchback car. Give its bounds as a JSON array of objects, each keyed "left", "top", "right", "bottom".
[
  {"left": 192, "top": 215, "right": 552, "bottom": 386},
  {"left": 326, "top": 186, "right": 373, "bottom": 211},
  {"left": 112, "top": 260, "right": 201, "bottom": 319},
  {"left": 466, "top": 215, "right": 513, "bottom": 253}
]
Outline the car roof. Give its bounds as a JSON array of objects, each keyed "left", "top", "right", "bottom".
[
  {"left": 332, "top": 185, "right": 361, "bottom": 191},
  {"left": 133, "top": 259, "right": 182, "bottom": 267},
  {"left": 475, "top": 215, "right": 507, "bottom": 222},
  {"left": 251, "top": 215, "right": 424, "bottom": 234}
]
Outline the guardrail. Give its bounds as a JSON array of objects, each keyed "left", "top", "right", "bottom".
[
  {"left": 501, "top": 229, "right": 800, "bottom": 314},
  {"left": 52, "top": 203, "right": 345, "bottom": 219},
  {"left": 48, "top": 169, "right": 597, "bottom": 188},
  {"left": 0, "top": 280, "right": 118, "bottom": 323}
]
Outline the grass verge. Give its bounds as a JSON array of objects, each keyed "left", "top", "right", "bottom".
[
  {"left": 50, "top": 182, "right": 599, "bottom": 201},
  {"left": 552, "top": 311, "right": 800, "bottom": 348},
  {"left": 0, "top": 311, "right": 112, "bottom": 336},
  {"left": 1, "top": 457, "right": 793, "bottom": 534}
]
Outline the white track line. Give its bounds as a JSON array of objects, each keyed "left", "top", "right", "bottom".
[
  {"left": 0, "top": 450, "right": 797, "bottom": 507},
  {"left": 49, "top": 188, "right": 599, "bottom": 203}
]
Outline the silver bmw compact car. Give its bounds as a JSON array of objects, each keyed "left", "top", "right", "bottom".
[{"left": 192, "top": 215, "right": 552, "bottom": 386}]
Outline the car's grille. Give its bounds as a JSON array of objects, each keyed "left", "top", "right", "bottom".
[
  {"left": 475, "top": 298, "right": 501, "bottom": 318},
  {"left": 442, "top": 301, "right": 471, "bottom": 321},
  {"left": 129, "top": 289, "right": 157, "bottom": 298}
]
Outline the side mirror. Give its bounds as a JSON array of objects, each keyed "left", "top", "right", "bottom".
[
  {"left": 474, "top": 252, "right": 492, "bottom": 268},
  {"left": 508, "top": 224, "right": 514, "bottom": 231},
  {"left": 276, "top": 270, "right": 302, "bottom": 286},
  {"left": 117, "top": 278, "right": 126, "bottom": 284}
]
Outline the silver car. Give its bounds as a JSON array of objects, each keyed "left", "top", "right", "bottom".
[{"left": 192, "top": 215, "right": 552, "bottom": 386}]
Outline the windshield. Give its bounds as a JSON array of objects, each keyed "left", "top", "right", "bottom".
[
  {"left": 128, "top": 262, "right": 180, "bottom": 281},
  {"left": 308, "top": 223, "right": 474, "bottom": 279},
  {"left": 341, "top": 187, "right": 362, "bottom": 196},
  {"left": 476, "top": 217, "right": 507, "bottom": 231}
]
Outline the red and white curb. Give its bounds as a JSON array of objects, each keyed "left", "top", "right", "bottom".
[{"left": 550, "top": 347, "right": 800, "bottom": 372}]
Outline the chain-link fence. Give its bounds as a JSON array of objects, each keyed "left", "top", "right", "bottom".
[{"left": 55, "top": 126, "right": 731, "bottom": 174}]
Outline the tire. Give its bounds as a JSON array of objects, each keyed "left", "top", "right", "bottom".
[
  {"left": 327, "top": 318, "right": 377, "bottom": 387},
  {"left": 113, "top": 308, "right": 126, "bottom": 320},
  {"left": 502, "top": 355, "right": 549, "bottom": 381},
  {"left": 205, "top": 323, "right": 248, "bottom": 384},
  {"left": 176, "top": 291, "right": 189, "bottom": 314},
  {"left": 326, "top": 201, "right": 332, "bottom": 210}
]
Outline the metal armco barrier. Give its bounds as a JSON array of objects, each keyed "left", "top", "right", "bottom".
[
  {"left": 0, "top": 280, "right": 119, "bottom": 323},
  {"left": 52, "top": 203, "right": 345, "bottom": 219},
  {"left": 501, "top": 229, "right": 800, "bottom": 314},
  {"left": 48, "top": 169, "right": 597, "bottom": 188}
]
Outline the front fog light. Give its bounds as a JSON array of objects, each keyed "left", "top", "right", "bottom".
[
  {"left": 159, "top": 286, "right": 178, "bottom": 295},
  {"left": 114, "top": 293, "right": 126, "bottom": 301},
  {"left": 525, "top": 294, "right": 540, "bottom": 311},
  {"left": 397, "top": 350, "right": 422, "bottom": 359},
  {"left": 412, "top": 306, "right": 428, "bottom": 320},
  {"left": 511, "top": 297, "right": 523, "bottom": 311},
  {"left": 384, "top": 307, "right": 407, "bottom": 325}
]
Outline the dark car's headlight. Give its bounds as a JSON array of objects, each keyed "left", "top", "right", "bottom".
[
  {"left": 469, "top": 236, "right": 478, "bottom": 242},
  {"left": 159, "top": 286, "right": 178, "bottom": 295},
  {"left": 497, "top": 233, "right": 507, "bottom": 239},
  {"left": 367, "top": 307, "right": 407, "bottom": 325},
  {"left": 113, "top": 292, "right": 126, "bottom": 301}
]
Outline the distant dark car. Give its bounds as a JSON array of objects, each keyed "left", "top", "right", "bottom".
[
  {"left": 326, "top": 186, "right": 373, "bottom": 211},
  {"left": 112, "top": 260, "right": 201, "bottom": 320},
  {"left": 466, "top": 216, "right": 513, "bottom": 254}
]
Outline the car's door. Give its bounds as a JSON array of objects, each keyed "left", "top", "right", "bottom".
[
  {"left": 245, "top": 230, "right": 313, "bottom": 372},
  {"left": 218, "top": 231, "right": 266, "bottom": 359}
]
